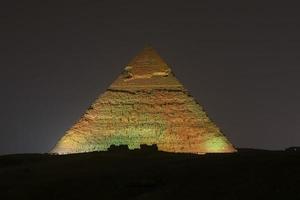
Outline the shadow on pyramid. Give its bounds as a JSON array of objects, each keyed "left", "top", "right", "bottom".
[{"left": 51, "top": 46, "right": 236, "bottom": 154}]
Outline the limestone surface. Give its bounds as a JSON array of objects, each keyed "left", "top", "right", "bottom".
[{"left": 51, "top": 47, "right": 236, "bottom": 154}]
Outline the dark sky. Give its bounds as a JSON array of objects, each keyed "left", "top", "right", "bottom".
[{"left": 1, "top": 0, "right": 300, "bottom": 154}]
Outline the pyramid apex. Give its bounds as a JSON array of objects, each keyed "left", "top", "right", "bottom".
[
  {"left": 109, "top": 46, "right": 184, "bottom": 90},
  {"left": 141, "top": 44, "right": 159, "bottom": 53},
  {"left": 127, "top": 45, "right": 166, "bottom": 68}
]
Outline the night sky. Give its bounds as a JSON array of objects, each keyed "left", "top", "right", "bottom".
[{"left": 1, "top": 1, "right": 300, "bottom": 154}]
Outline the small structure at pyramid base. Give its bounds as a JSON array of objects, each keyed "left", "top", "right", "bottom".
[{"left": 51, "top": 47, "right": 236, "bottom": 155}]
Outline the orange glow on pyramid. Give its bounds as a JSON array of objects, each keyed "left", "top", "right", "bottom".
[{"left": 51, "top": 47, "right": 236, "bottom": 154}]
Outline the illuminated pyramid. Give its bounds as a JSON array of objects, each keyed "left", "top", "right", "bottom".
[{"left": 51, "top": 47, "right": 236, "bottom": 154}]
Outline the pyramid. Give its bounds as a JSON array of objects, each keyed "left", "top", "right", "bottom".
[{"left": 51, "top": 47, "right": 236, "bottom": 154}]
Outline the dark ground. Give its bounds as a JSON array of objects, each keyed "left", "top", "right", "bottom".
[{"left": 0, "top": 149, "right": 300, "bottom": 200}]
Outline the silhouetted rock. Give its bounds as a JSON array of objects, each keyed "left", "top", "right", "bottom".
[
  {"left": 140, "top": 144, "right": 158, "bottom": 152},
  {"left": 107, "top": 144, "right": 129, "bottom": 152},
  {"left": 285, "top": 146, "right": 300, "bottom": 152}
]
